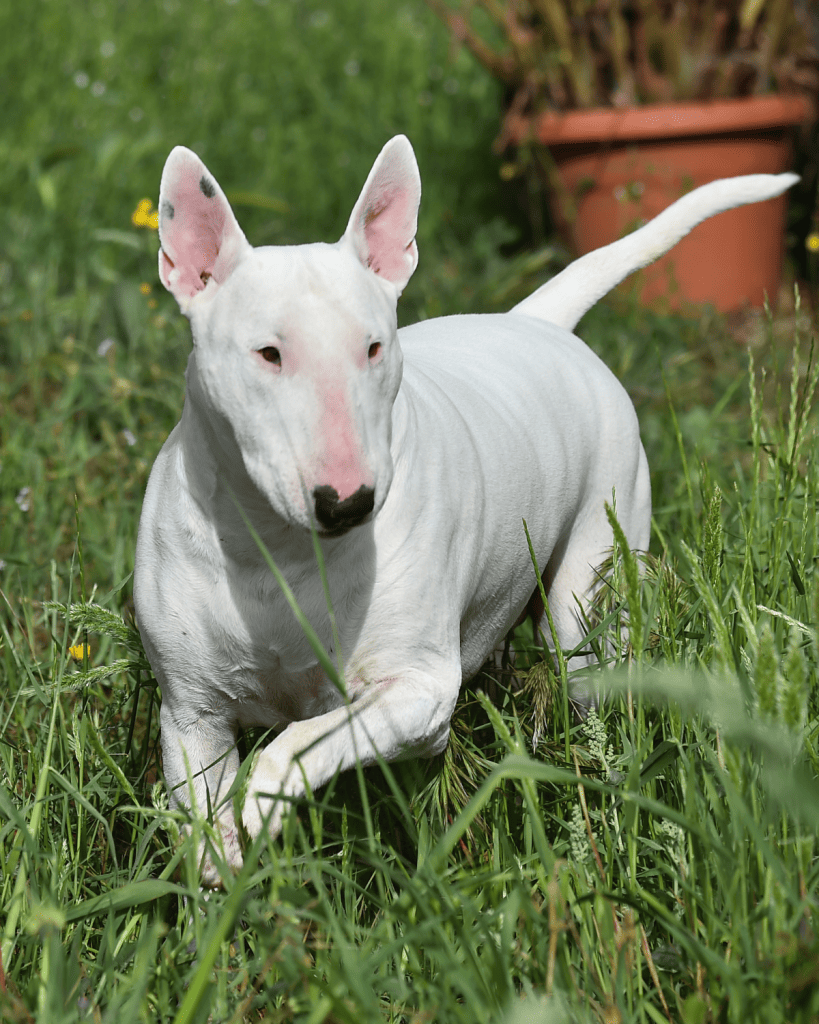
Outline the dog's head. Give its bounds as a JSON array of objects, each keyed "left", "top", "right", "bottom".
[{"left": 156, "top": 136, "right": 421, "bottom": 535}]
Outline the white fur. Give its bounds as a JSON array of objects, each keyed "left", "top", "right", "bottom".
[{"left": 133, "top": 135, "right": 796, "bottom": 882}]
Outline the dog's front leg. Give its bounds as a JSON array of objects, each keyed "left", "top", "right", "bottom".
[
  {"left": 160, "top": 700, "right": 243, "bottom": 884},
  {"left": 242, "top": 665, "right": 460, "bottom": 844}
]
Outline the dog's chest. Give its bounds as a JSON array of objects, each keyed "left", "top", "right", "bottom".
[
  {"left": 199, "top": 555, "right": 362, "bottom": 728},
  {"left": 229, "top": 660, "right": 344, "bottom": 729}
]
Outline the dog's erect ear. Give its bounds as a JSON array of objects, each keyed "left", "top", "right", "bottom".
[
  {"left": 343, "top": 135, "right": 421, "bottom": 296},
  {"left": 157, "top": 147, "right": 251, "bottom": 310}
]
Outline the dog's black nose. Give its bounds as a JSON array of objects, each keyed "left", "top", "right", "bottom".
[{"left": 313, "top": 484, "right": 375, "bottom": 532}]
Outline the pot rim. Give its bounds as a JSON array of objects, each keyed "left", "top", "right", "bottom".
[{"left": 506, "top": 94, "right": 813, "bottom": 146}]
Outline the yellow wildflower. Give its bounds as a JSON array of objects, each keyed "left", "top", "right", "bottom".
[
  {"left": 131, "top": 198, "right": 160, "bottom": 229},
  {"left": 69, "top": 643, "right": 90, "bottom": 663},
  {"left": 139, "top": 282, "right": 152, "bottom": 295},
  {"left": 806, "top": 233, "right": 819, "bottom": 253}
]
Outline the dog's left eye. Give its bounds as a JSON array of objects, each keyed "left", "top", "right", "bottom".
[
  {"left": 368, "top": 341, "right": 382, "bottom": 362},
  {"left": 259, "top": 346, "right": 281, "bottom": 366}
]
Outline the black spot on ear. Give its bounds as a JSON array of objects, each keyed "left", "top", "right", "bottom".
[
  {"left": 161, "top": 200, "right": 175, "bottom": 220},
  {"left": 199, "top": 176, "right": 216, "bottom": 199}
]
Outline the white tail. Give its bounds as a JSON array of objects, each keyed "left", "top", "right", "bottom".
[{"left": 512, "top": 173, "right": 799, "bottom": 331}]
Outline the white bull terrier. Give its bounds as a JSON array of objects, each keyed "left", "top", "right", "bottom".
[{"left": 133, "top": 134, "right": 796, "bottom": 882}]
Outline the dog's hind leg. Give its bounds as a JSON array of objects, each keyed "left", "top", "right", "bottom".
[{"left": 538, "top": 456, "right": 652, "bottom": 689}]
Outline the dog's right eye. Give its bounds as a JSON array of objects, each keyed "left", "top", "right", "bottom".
[{"left": 259, "top": 346, "right": 281, "bottom": 367}]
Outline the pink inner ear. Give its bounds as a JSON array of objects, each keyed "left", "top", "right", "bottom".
[
  {"left": 167, "top": 186, "right": 225, "bottom": 297},
  {"left": 159, "top": 153, "right": 241, "bottom": 302},
  {"left": 362, "top": 181, "right": 417, "bottom": 282}
]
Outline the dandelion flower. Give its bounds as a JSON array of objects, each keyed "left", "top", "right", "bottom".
[
  {"left": 132, "top": 199, "right": 159, "bottom": 230},
  {"left": 69, "top": 644, "right": 90, "bottom": 663},
  {"left": 806, "top": 233, "right": 819, "bottom": 253}
]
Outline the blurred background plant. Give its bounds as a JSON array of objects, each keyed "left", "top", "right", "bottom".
[
  {"left": 427, "top": 0, "right": 819, "bottom": 286},
  {"left": 426, "top": 0, "right": 819, "bottom": 118}
]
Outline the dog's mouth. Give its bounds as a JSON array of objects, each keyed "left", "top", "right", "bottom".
[{"left": 316, "top": 522, "right": 361, "bottom": 539}]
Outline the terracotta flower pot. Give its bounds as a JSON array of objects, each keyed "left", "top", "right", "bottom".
[{"left": 504, "top": 95, "right": 811, "bottom": 311}]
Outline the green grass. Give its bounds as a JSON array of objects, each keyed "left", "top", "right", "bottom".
[{"left": 2, "top": 2, "right": 819, "bottom": 1022}]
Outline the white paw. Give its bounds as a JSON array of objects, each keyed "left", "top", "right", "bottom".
[
  {"left": 195, "top": 819, "right": 244, "bottom": 888},
  {"left": 241, "top": 750, "right": 300, "bottom": 843}
]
